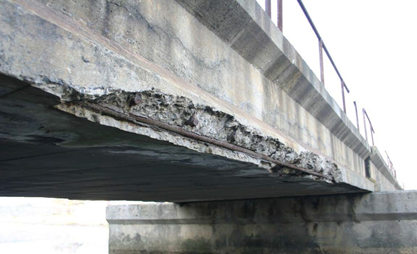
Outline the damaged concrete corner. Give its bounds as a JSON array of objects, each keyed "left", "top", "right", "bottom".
[{"left": 46, "top": 84, "right": 343, "bottom": 183}]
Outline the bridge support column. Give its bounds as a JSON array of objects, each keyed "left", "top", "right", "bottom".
[{"left": 107, "top": 191, "right": 417, "bottom": 253}]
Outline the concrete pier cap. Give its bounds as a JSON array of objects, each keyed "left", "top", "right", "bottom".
[{"left": 106, "top": 191, "right": 417, "bottom": 253}]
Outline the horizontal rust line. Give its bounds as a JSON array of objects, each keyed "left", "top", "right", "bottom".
[{"left": 74, "top": 102, "right": 331, "bottom": 180}]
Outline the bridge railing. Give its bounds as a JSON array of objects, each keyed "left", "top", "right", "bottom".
[{"left": 262, "top": 0, "right": 398, "bottom": 180}]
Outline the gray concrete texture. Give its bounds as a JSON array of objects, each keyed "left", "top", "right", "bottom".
[
  {"left": 0, "top": 0, "right": 400, "bottom": 200},
  {"left": 107, "top": 191, "right": 417, "bottom": 254}
]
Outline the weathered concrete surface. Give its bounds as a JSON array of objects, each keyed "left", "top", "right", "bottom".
[
  {"left": 0, "top": 0, "right": 400, "bottom": 201},
  {"left": 107, "top": 191, "right": 417, "bottom": 254}
]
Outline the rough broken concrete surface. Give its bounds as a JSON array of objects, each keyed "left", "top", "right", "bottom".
[{"left": 52, "top": 87, "right": 343, "bottom": 183}]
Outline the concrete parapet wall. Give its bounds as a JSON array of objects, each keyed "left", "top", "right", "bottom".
[{"left": 107, "top": 191, "right": 417, "bottom": 253}]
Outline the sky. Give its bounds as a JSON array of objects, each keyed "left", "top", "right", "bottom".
[{"left": 257, "top": 0, "right": 417, "bottom": 190}]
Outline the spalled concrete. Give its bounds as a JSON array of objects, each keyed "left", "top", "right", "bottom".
[
  {"left": 107, "top": 191, "right": 417, "bottom": 254},
  {"left": 60, "top": 88, "right": 343, "bottom": 182}
]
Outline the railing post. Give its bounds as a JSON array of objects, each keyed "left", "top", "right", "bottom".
[
  {"left": 341, "top": 81, "right": 346, "bottom": 113},
  {"left": 354, "top": 101, "right": 359, "bottom": 131},
  {"left": 296, "top": 1, "right": 388, "bottom": 161},
  {"left": 265, "top": 0, "right": 271, "bottom": 18},
  {"left": 363, "top": 108, "right": 368, "bottom": 142},
  {"left": 277, "top": 0, "right": 283, "bottom": 32},
  {"left": 363, "top": 109, "right": 375, "bottom": 146},
  {"left": 370, "top": 126, "right": 375, "bottom": 146},
  {"left": 319, "top": 39, "right": 324, "bottom": 85}
]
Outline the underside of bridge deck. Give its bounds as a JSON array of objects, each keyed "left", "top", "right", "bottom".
[
  {"left": 0, "top": 0, "right": 384, "bottom": 202},
  {"left": 0, "top": 74, "right": 366, "bottom": 202}
]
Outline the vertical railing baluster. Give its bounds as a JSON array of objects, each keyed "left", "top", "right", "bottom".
[
  {"left": 277, "top": 0, "right": 283, "bottom": 32},
  {"left": 354, "top": 101, "right": 359, "bottom": 131},
  {"left": 363, "top": 108, "right": 368, "bottom": 142},
  {"left": 363, "top": 109, "right": 375, "bottom": 146},
  {"left": 370, "top": 126, "right": 375, "bottom": 146},
  {"left": 341, "top": 81, "right": 346, "bottom": 113},
  {"left": 319, "top": 39, "right": 324, "bottom": 85},
  {"left": 265, "top": 0, "right": 271, "bottom": 18},
  {"left": 291, "top": 0, "right": 398, "bottom": 184}
]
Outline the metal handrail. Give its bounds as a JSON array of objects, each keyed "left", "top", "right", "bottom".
[
  {"left": 296, "top": 1, "right": 348, "bottom": 89},
  {"left": 353, "top": 101, "right": 360, "bottom": 131},
  {"left": 296, "top": 0, "right": 350, "bottom": 112},
  {"left": 265, "top": 0, "right": 351, "bottom": 111},
  {"left": 362, "top": 108, "right": 375, "bottom": 146},
  {"left": 265, "top": 0, "right": 283, "bottom": 32},
  {"left": 385, "top": 151, "right": 397, "bottom": 178},
  {"left": 263, "top": 0, "right": 396, "bottom": 176}
]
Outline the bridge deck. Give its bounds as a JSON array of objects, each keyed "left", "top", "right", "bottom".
[
  {"left": 0, "top": 74, "right": 364, "bottom": 202},
  {"left": 0, "top": 0, "right": 399, "bottom": 201}
]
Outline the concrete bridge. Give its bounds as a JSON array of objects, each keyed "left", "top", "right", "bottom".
[{"left": 0, "top": 0, "right": 413, "bottom": 253}]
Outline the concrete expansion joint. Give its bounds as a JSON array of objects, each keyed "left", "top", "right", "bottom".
[{"left": 53, "top": 86, "right": 342, "bottom": 183}]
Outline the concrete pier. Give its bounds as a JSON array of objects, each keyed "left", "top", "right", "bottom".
[{"left": 107, "top": 191, "right": 417, "bottom": 253}]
